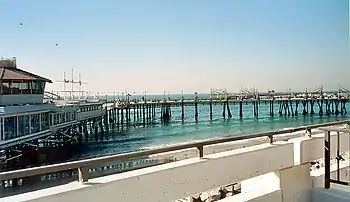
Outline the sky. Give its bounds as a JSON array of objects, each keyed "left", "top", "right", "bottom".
[{"left": 0, "top": 0, "right": 349, "bottom": 95}]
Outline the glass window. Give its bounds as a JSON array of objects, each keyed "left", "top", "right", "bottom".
[
  {"left": 18, "top": 115, "right": 30, "bottom": 137},
  {"left": 19, "top": 82, "right": 31, "bottom": 94},
  {"left": 1, "top": 81, "right": 35, "bottom": 95},
  {"left": 2, "top": 82, "right": 10, "bottom": 95},
  {"left": 11, "top": 82, "right": 20, "bottom": 94},
  {"left": 66, "top": 112, "right": 70, "bottom": 122},
  {"left": 32, "top": 81, "right": 44, "bottom": 94},
  {"left": 62, "top": 112, "right": 66, "bottom": 123},
  {"left": 30, "top": 114, "right": 40, "bottom": 133},
  {"left": 53, "top": 114, "right": 59, "bottom": 125},
  {"left": 0, "top": 118, "right": 3, "bottom": 141},
  {"left": 41, "top": 112, "right": 50, "bottom": 130},
  {"left": 40, "top": 82, "right": 45, "bottom": 94},
  {"left": 4, "top": 116, "right": 17, "bottom": 140},
  {"left": 32, "top": 81, "right": 37, "bottom": 94}
]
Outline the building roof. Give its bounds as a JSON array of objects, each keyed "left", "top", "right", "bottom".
[{"left": 0, "top": 67, "right": 52, "bottom": 83}]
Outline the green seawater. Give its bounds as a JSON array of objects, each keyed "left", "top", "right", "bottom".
[{"left": 76, "top": 97, "right": 350, "bottom": 159}]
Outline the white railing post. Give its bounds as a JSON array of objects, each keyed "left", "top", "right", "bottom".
[{"left": 78, "top": 167, "right": 88, "bottom": 183}]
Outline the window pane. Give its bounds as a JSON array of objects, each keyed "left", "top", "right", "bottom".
[
  {"left": 19, "top": 82, "right": 31, "bottom": 94},
  {"left": 11, "top": 82, "right": 21, "bottom": 94},
  {"left": 19, "top": 115, "right": 30, "bottom": 136},
  {"left": 4, "top": 116, "right": 17, "bottom": 140},
  {"left": 2, "top": 82, "right": 10, "bottom": 94},
  {"left": 30, "top": 114, "right": 40, "bottom": 133},
  {"left": 41, "top": 112, "right": 50, "bottom": 130}
]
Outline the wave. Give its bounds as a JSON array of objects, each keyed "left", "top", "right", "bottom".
[{"left": 140, "top": 137, "right": 220, "bottom": 150}]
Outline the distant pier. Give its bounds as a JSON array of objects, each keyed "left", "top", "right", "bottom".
[{"left": 104, "top": 96, "right": 349, "bottom": 127}]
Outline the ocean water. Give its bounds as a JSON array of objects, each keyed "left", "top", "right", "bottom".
[{"left": 73, "top": 95, "right": 350, "bottom": 160}]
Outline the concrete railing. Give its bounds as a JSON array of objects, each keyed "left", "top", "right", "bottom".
[{"left": 1, "top": 120, "right": 350, "bottom": 202}]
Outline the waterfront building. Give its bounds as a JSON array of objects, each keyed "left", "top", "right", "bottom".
[{"left": 0, "top": 57, "right": 106, "bottom": 167}]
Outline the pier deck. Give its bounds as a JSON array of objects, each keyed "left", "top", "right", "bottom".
[{"left": 103, "top": 96, "right": 349, "bottom": 127}]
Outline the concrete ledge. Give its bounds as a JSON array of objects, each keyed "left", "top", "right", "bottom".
[{"left": 6, "top": 141, "right": 293, "bottom": 202}]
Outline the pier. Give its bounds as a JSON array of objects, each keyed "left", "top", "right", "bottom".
[{"left": 102, "top": 87, "right": 349, "bottom": 127}]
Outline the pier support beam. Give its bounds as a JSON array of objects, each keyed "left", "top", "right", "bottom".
[
  {"left": 222, "top": 102, "right": 226, "bottom": 119},
  {"left": 226, "top": 100, "right": 232, "bottom": 118},
  {"left": 195, "top": 101, "right": 198, "bottom": 122},
  {"left": 143, "top": 103, "right": 146, "bottom": 126},
  {"left": 239, "top": 101, "right": 243, "bottom": 118},
  {"left": 209, "top": 99, "right": 213, "bottom": 120},
  {"left": 181, "top": 100, "right": 184, "bottom": 121},
  {"left": 270, "top": 100, "right": 274, "bottom": 116}
]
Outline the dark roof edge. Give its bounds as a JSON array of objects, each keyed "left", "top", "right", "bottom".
[
  {"left": 7, "top": 68, "right": 53, "bottom": 83},
  {"left": 20, "top": 68, "right": 53, "bottom": 83}
]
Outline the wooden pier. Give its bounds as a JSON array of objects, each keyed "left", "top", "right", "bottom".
[{"left": 103, "top": 97, "right": 349, "bottom": 128}]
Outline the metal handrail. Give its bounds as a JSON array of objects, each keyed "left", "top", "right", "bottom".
[
  {"left": 318, "top": 127, "right": 350, "bottom": 133},
  {"left": 319, "top": 126, "right": 350, "bottom": 189},
  {"left": 0, "top": 120, "right": 349, "bottom": 183}
]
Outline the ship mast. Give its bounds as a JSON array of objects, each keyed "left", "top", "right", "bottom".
[
  {"left": 71, "top": 68, "right": 74, "bottom": 99},
  {"left": 56, "top": 69, "right": 87, "bottom": 100}
]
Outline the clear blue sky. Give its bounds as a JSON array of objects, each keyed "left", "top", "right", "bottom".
[{"left": 0, "top": 0, "right": 348, "bottom": 94}]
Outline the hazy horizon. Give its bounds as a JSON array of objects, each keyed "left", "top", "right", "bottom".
[{"left": 1, "top": 0, "right": 349, "bottom": 95}]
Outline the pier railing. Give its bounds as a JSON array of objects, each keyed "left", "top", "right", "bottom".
[
  {"left": 318, "top": 126, "right": 350, "bottom": 189},
  {"left": 0, "top": 120, "right": 350, "bottom": 184}
]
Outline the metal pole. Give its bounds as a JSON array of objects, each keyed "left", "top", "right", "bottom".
[{"left": 324, "top": 130, "right": 331, "bottom": 189}]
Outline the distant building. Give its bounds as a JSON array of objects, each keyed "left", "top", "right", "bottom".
[{"left": 0, "top": 57, "right": 52, "bottom": 106}]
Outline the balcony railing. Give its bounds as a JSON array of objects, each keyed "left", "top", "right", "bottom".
[
  {"left": 0, "top": 120, "right": 349, "bottom": 184},
  {"left": 318, "top": 126, "right": 350, "bottom": 189},
  {"left": 0, "top": 120, "right": 350, "bottom": 201}
]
